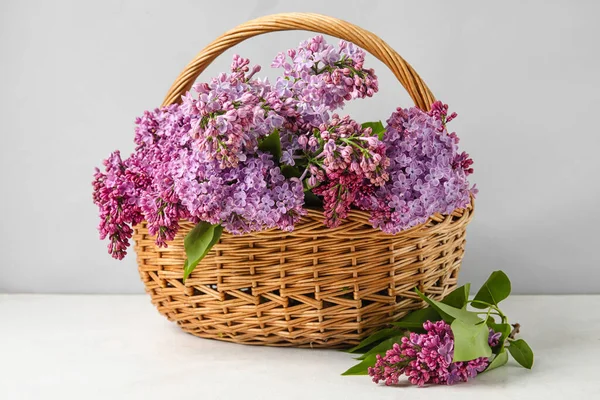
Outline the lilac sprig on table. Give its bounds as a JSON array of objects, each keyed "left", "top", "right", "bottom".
[
  {"left": 368, "top": 321, "right": 492, "bottom": 386},
  {"left": 92, "top": 35, "right": 476, "bottom": 279},
  {"left": 342, "top": 271, "right": 534, "bottom": 387}
]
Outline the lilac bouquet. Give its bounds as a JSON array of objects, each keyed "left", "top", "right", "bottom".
[
  {"left": 343, "top": 271, "right": 534, "bottom": 387},
  {"left": 93, "top": 36, "right": 475, "bottom": 278}
]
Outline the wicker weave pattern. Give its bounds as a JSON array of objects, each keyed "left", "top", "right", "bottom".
[
  {"left": 134, "top": 13, "right": 474, "bottom": 347},
  {"left": 135, "top": 207, "right": 472, "bottom": 347}
]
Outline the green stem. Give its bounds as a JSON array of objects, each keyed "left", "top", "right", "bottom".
[
  {"left": 467, "top": 300, "right": 508, "bottom": 323},
  {"left": 339, "top": 137, "right": 370, "bottom": 156},
  {"left": 483, "top": 307, "right": 493, "bottom": 322},
  {"left": 475, "top": 311, "right": 502, "bottom": 318}
]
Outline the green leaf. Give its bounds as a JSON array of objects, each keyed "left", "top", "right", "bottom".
[
  {"left": 258, "top": 129, "right": 282, "bottom": 162},
  {"left": 341, "top": 354, "right": 377, "bottom": 376},
  {"left": 485, "top": 350, "right": 509, "bottom": 372},
  {"left": 392, "top": 307, "right": 441, "bottom": 329},
  {"left": 451, "top": 319, "right": 493, "bottom": 362},
  {"left": 281, "top": 165, "right": 301, "bottom": 179},
  {"left": 183, "top": 222, "right": 223, "bottom": 281},
  {"left": 347, "top": 328, "right": 399, "bottom": 354},
  {"left": 391, "top": 285, "right": 470, "bottom": 330},
  {"left": 507, "top": 339, "right": 534, "bottom": 369},
  {"left": 472, "top": 270, "right": 512, "bottom": 309},
  {"left": 361, "top": 121, "right": 385, "bottom": 140},
  {"left": 441, "top": 283, "right": 471, "bottom": 309},
  {"left": 415, "top": 288, "right": 483, "bottom": 325},
  {"left": 355, "top": 336, "right": 403, "bottom": 360},
  {"left": 303, "top": 190, "right": 322, "bottom": 207}
]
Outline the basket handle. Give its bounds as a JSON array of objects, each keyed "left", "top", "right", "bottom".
[{"left": 162, "top": 13, "right": 436, "bottom": 111}]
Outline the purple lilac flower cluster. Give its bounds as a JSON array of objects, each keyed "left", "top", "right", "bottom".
[
  {"left": 272, "top": 35, "right": 378, "bottom": 127},
  {"left": 173, "top": 150, "right": 305, "bottom": 234},
  {"left": 368, "top": 321, "right": 497, "bottom": 386},
  {"left": 369, "top": 102, "right": 475, "bottom": 234}
]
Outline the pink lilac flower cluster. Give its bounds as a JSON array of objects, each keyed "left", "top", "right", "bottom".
[
  {"left": 368, "top": 321, "right": 497, "bottom": 387},
  {"left": 92, "top": 151, "right": 146, "bottom": 259},
  {"left": 306, "top": 115, "right": 390, "bottom": 227},
  {"left": 130, "top": 105, "right": 193, "bottom": 247},
  {"left": 181, "top": 55, "right": 286, "bottom": 168},
  {"left": 369, "top": 103, "right": 476, "bottom": 234}
]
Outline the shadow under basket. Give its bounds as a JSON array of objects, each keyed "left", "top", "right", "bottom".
[{"left": 132, "top": 13, "right": 475, "bottom": 348}]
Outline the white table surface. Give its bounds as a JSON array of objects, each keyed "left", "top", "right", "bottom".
[{"left": 1, "top": 294, "right": 598, "bottom": 399}]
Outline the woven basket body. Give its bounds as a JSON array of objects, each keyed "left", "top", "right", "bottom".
[{"left": 133, "top": 13, "right": 474, "bottom": 348}]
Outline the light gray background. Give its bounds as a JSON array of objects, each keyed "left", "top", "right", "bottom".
[{"left": 1, "top": 0, "right": 598, "bottom": 294}]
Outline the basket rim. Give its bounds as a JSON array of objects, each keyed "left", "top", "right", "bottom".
[{"left": 136, "top": 199, "right": 474, "bottom": 240}]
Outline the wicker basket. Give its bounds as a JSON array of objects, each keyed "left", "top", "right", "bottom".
[{"left": 133, "top": 13, "right": 474, "bottom": 348}]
